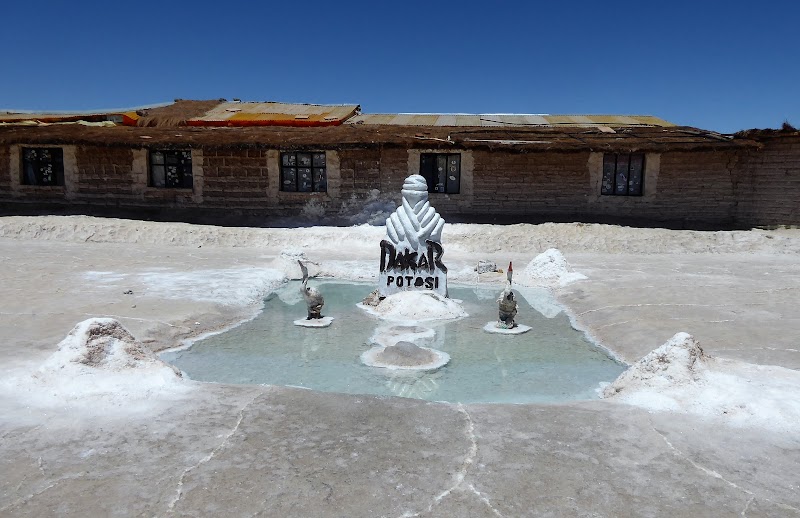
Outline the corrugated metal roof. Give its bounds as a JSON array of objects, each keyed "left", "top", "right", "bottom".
[
  {"left": 346, "top": 113, "right": 675, "bottom": 128},
  {"left": 188, "top": 102, "right": 360, "bottom": 127}
]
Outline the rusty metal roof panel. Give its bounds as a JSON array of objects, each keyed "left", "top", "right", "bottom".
[
  {"left": 188, "top": 102, "right": 360, "bottom": 126},
  {"left": 542, "top": 114, "right": 675, "bottom": 127},
  {"left": 348, "top": 113, "right": 674, "bottom": 127}
]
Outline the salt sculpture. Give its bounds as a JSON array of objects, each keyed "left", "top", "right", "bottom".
[
  {"left": 498, "top": 262, "right": 518, "bottom": 328},
  {"left": 298, "top": 261, "right": 324, "bottom": 319},
  {"left": 290, "top": 260, "right": 335, "bottom": 327},
  {"left": 485, "top": 262, "right": 531, "bottom": 335},
  {"left": 379, "top": 175, "right": 448, "bottom": 297}
]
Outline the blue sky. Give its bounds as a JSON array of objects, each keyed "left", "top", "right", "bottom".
[{"left": 2, "top": 1, "right": 797, "bottom": 133}]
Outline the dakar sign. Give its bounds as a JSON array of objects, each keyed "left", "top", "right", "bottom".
[
  {"left": 378, "top": 175, "right": 448, "bottom": 297},
  {"left": 380, "top": 239, "right": 447, "bottom": 291}
]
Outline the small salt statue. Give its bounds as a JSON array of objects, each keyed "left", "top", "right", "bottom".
[
  {"left": 298, "top": 260, "right": 324, "bottom": 319},
  {"left": 497, "top": 262, "right": 518, "bottom": 328}
]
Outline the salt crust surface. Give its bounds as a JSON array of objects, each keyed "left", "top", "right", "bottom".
[
  {"left": 4, "top": 318, "right": 191, "bottom": 416},
  {"left": 602, "top": 332, "right": 800, "bottom": 434},
  {"left": 358, "top": 291, "right": 467, "bottom": 323},
  {"left": 4, "top": 216, "right": 798, "bottom": 255},
  {"left": 85, "top": 267, "right": 286, "bottom": 306}
]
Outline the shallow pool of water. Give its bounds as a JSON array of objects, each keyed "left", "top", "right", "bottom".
[{"left": 161, "top": 282, "right": 625, "bottom": 404}]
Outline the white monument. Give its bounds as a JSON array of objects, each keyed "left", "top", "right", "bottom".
[{"left": 379, "top": 175, "right": 448, "bottom": 297}]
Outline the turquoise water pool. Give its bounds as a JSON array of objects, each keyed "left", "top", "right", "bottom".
[{"left": 160, "top": 281, "right": 624, "bottom": 404}]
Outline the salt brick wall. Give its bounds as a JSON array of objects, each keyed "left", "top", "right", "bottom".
[
  {"left": 2, "top": 139, "right": 799, "bottom": 227},
  {"left": 469, "top": 150, "right": 592, "bottom": 216},
  {"left": 735, "top": 136, "right": 800, "bottom": 226},
  {"left": 201, "top": 148, "right": 270, "bottom": 208},
  {"left": 338, "top": 148, "right": 384, "bottom": 196},
  {"left": 74, "top": 146, "right": 135, "bottom": 201},
  {"left": 0, "top": 146, "right": 10, "bottom": 195},
  {"left": 652, "top": 150, "right": 739, "bottom": 225}
]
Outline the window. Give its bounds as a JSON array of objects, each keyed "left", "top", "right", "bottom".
[
  {"left": 420, "top": 153, "right": 460, "bottom": 194},
  {"left": 150, "top": 150, "right": 193, "bottom": 188},
  {"left": 281, "top": 152, "right": 327, "bottom": 192},
  {"left": 22, "top": 147, "right": 64, "bottom": 186},
  {"left": 601, "top": 153, "right": 644, "bottom": 196}
]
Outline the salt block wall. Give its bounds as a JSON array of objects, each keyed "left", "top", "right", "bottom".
[
  {"left": 0, "top": 145, "right": 9, "bottom": 194},
  {"left": 1, "top": 136, "right": 799, "bottom": 227},
  {"left": 654, "top": 150, "right": 740, "bottom": 226},
  {"left": 201, "top": 148, "right": 270, "bottom": 208},
  {"left": 469, "top": 150, "right": 591, "bottom": 217},
  {"left": 736, "top": 136, "right": 800, "bottom": 227},
  {"left": 74, "top": 146, "right": 136, "bottom": 200}
]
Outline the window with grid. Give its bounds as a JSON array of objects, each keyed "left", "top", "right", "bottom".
[
  {"left": 21, "top": 147, "right": 64, "bottom": 186},
  {"left": 280, "top": 152, "right": 327, "bottom": 192},
  {"left": 420, "top": 153, "right": 461, "bottom": 194},
  {"left": 150, "top": 150, "right": 193, "bottom": 188},
  {"left": 601, "top": 153, "right": 645, "bottom": 196}
]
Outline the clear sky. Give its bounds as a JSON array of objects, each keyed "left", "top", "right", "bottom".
[{"left": 2, "top": 1, "right": 797, "bottom": 133}]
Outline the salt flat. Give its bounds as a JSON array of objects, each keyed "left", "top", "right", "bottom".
[{"left": 0, "top": 215, "right": 798, "bottom": 517}]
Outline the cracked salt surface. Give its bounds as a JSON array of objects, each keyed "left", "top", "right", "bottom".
[
  {"left": 166, "top": 391, "right": 262, "bottom": 513},
  {"left": 160, "top": 281, "right": 624, "bottom": 404},
  {"left": 400, "top": 404, "right": 503, "bottom": 517},
  {"left": 650, "top": 420, "right": 800, "bottom": 515}
]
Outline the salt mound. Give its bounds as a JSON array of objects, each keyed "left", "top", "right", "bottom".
[
  {"left": 360, "top": 291, "right": 467, "bottom": 322},
  {"left": 361, "top": 342, "right": 450, "bottom": 371},
  {"left": 603, "top": 332, "right": 707, "bottom": 397},
  {"left": 601, "top": 332, "right": 800, "bottom": 434},
  {"left": 41, "top": 318, "right": 181, "bottom": 376},
  {"left": 377, "top": 342, "right": 437, "bottom": 367},
  {"left": 8, "top": 318, "right": 190, "bottom": 415},
  {"left": 518, "top": 248, "right": 587, "bottom": 287}
]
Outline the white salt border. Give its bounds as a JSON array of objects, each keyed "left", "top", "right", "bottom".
[
  {"left": 293, "top": 316, "right": 334, "bottom": 328},
  {"left": 482, "top": 322, "right": 532, "bottom": 335}
]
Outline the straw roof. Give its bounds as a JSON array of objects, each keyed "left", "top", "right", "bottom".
[
  {"left": 0, "top": 123, "right": 758, "bottom": 153},
  {"left": 135, "top": 99, "right": 224, "bottom": 127}
]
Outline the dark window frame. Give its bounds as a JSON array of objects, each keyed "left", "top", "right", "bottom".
[
  {"left": 280, "top": 151, "right": 327, "bottom": 192},
  {"left": 601, "top": 153, "right": 645, "bottom": 196},
  {"left": 21, "top": 147, "right": 64, "bottom": 186},
  {"left": 149, "top": 149, "right": 193, "bottom": 189},
  {"left": 419, "top": 153, "right": 461, "bottom": 194}
]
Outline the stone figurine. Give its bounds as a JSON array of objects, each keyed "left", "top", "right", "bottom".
[
  {"left": 298, "top": 260, "right": 324, "bottom": 319},
  {"left": 497, "top": 262, "right": 518, "bottom": 328}
]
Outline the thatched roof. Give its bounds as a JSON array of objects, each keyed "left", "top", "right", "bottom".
[
  {"left": 0, "top": 122, "right": 759, "bottom": 153},
  {"left": 734, "top": 122, "right": 800, "bottom": 140},
  {"left": 135, "top": 99, "right": 224, "bottom": 127}
]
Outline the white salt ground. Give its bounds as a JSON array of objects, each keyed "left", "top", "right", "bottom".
[
  {"left": 2, "top": 216, "right": 800, "bottom": 432},
  {"left": 84, "top": 267, "right": 286, "bottom": 306},
  {"left": 602, "top": 333, "right": 800, "bottom": 435},
  {"left": 3, "top": 216, "right": 799, "bottom": 256}
]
